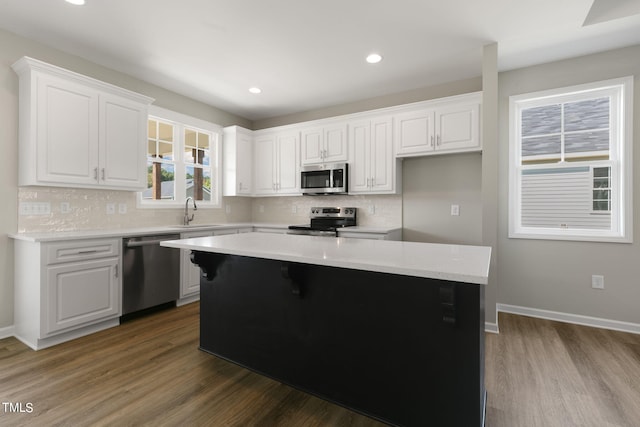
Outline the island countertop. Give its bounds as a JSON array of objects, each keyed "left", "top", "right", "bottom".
[{"left": 161, "top": 232, "right": 491, "bottom": 285}]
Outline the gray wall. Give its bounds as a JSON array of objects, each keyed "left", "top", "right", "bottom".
[
  {"left": 0, "top": 28, "right": 250, "bottom": 330},
  {"left": 402, "top": 153, "right": 483, "bottom": 245},
  {"left": 497, "top": 44, "right": 640, "bottom": 324}
]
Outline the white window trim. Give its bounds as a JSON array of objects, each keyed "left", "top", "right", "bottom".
[
  {"left": 508, "top": 76, "right": 633, "bottom": 243},
  {"left": 137, "top": 105, "right": 223, "bottom": 209}
]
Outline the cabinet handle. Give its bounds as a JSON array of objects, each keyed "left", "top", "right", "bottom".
[
  {"left": 114, "top": 264, "right": 119, "bottom": 279},
  {"left": 101, "top": 168, "right": 105, "bottom": 180},
  {"left": 77, "top": 250, "right": 98, "bottom": 255},
  {"left": 94, "top": 167, "right": 98, "bottom": 181},
  {"left": 436, "top": 135, "right": 441, "bottom": 146},
  {"left": 430, "top": 136, "right": 434, "bottom": 147},
  {"left": 371, "top": 177, "right": 375, "bottom": 188}
]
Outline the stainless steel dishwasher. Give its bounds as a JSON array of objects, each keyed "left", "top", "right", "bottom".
[{"left": 122, "top": 234, "right": 180, "bottom": 319}]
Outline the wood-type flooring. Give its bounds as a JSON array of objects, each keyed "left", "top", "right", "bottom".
[{"left": 1, "top": 303, "right": 639, "bottom": 426}]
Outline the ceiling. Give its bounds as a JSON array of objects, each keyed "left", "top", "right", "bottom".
[{"left": 1, "top": 0, "right": 639, "bottom": 121}]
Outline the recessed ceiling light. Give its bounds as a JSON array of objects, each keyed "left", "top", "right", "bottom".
[
  {"left": 249, "top": 87, "right": 262, "bottom": 94},
  {"left": 366, "top": 53, "right": 382, "bottom": 64},
  {"left": 65, "top": 0, "right": 86, "bottom": 5}
]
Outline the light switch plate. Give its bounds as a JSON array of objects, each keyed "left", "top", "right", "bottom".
[{"left": 451, "top": 204, "right": 460, "bottom": 216}]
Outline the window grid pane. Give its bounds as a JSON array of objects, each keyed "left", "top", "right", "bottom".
[
  {"left": 146, "top": 119, "right": 176, "bottom": 200},
  {"left": 521, "top": 97, "right": 610, "bottom": 165}
]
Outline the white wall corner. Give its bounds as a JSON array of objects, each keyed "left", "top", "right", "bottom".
[{"left": 497, "top": 303, "right": 640, "bottom": 335}]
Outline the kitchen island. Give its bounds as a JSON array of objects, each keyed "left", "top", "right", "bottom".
[{"left": 162, "top": 232, "right": 491, "bottom": 427}]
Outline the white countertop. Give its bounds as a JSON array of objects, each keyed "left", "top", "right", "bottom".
[
  {"left": 161, "top": 232, "right": 491, "bottom": 285},
  {"left": 8, "top": 223, "right": 401, "bottom": 242}
]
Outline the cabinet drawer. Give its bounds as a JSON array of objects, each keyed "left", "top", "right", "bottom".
[{"left": 46, "top": 238, "right": 120, "bottom": 264}]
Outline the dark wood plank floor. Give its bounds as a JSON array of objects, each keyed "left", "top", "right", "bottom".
[{"left": 1, "top": 304, "right": 640, "bottom": 426}]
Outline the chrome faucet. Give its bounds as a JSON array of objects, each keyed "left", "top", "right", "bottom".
[{"left": 184, "top": 197, "right": 197, "bottom": 225}]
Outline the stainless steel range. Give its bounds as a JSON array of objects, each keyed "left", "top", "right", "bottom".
[{"left": 288, "top": 207, "right": 357, "bottom": 237}]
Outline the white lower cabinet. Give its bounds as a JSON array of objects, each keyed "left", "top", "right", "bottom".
[
  {"left": 45, "top": 258, "right": 119, "bottom": 335},
  {"left": 14, "top": 238, "right": 121, "bottom": 350}
]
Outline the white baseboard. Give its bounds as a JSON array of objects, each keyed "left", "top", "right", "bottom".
[
  {"left": 484, "top": 322, "right": 499, "bottom": 334},
  {"left": 497, "top": 303, "right": 640, "bottom": 335},
  {"left": 0, "top": 325, "right": 15, "bottom": 340}
]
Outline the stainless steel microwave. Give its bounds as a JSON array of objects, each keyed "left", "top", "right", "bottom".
[{"left": 300, "top": 163, "right": 348, "bottom": 195}]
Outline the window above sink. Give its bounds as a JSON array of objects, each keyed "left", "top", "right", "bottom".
[{"left": 137, "top": 106, "right": 222, "bottom": 210}]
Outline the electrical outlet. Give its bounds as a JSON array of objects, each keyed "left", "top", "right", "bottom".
[
  {"left": 118, "top": 203, "right": 127, "bottom": 214},
  {"left": 106, "top": 203, "right": 116, "bottom": 215},
  {"left": 291, "top": 205, "right": 297, "bottom": 214},
  {"left": 451, "top": 204, "right": 460, "bottom": 216},
  {"left": 591, "top": 275, "right": 604, "bottom": 289},
  {"left": 368, "top": 205, "right": 375, "bottom": 215},
  {"left": 60, "top": 202, "right": 71, "bottom": 214},
  {"left": 19, "top": 202, "right": 51, "bottom": 215}
]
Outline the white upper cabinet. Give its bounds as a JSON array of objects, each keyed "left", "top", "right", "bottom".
[
  {"left": 349, "top": 116, "right": 398, "bottom": 194},
  {"left": 12, "top": 57, "right": 153, "bottom": 190},
  {"left": 254, "top": 131, "right": 300, "bottom": 195},
  {"left": 301, "top": 123, "right": 348, "bottom": 165},
  {"left": 395, "top": 93, "right": 481, "bottom": 157},
  {"left": 100, "top": 93, "right": 149, "bottom": 188},
  {"left": 223, "top": 126, "right": 253, "bottom": 196}
]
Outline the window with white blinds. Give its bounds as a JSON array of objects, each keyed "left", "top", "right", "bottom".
[{"left": 509, "top": 77, "right": 633, "bottom": 243}]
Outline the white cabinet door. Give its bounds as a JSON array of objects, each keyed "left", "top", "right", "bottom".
[
  {"left": 300, "top": 124, "right": 347, "bottom": 165},
  {"left": 36, "top": 74, "right": 100, "bottom": 186},
  {"left": 395, "top": 95, "right": 481, "bottom": 158},
  {"left": 276, "top": 132, "right": 300, "bottom": 194},
  {"left": 100, "top": 94, "right": 148, "bottom": 190},
  {"left": 223, "top": 126, "right": 254, "bottom": 196},
  {"left": 370, "top": 117, "right": 394, "bottom": 192},
  {"left": 236, "top": 133, "right": 253, "bottom": 194},
  {"left": 349, "top": 120, "right": 371, "bottom": 193},
  {"left": 435, "top": 102, "right": 480, "bottom": 152},
  {"left": 45, "top": 258, "right": 119, "bottom": 335},
  {"left": 254, "top": 135, "right": 277, "bottom": 194},
  {"left": 394, "top": 109, "right": 435, "bottom": 156},
  {"left": 323, "top": 124, "right": 348, "bottom": 163},
  {"left": 301, "top": 128, "right": 324, "bottom": 164},
  {"left": 349, "top": 116, "right": 395, "bottom": 194}
]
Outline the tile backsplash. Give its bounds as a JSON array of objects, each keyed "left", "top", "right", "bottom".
[
  {"left": 17, "top": 187, "right": 252, "bottom": 233},
  {"left": 251, "top": 194, "right": 402, "bottom": 227},
  {"left": 17, "top": 187, "right": 401, "bottom": 233}
]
